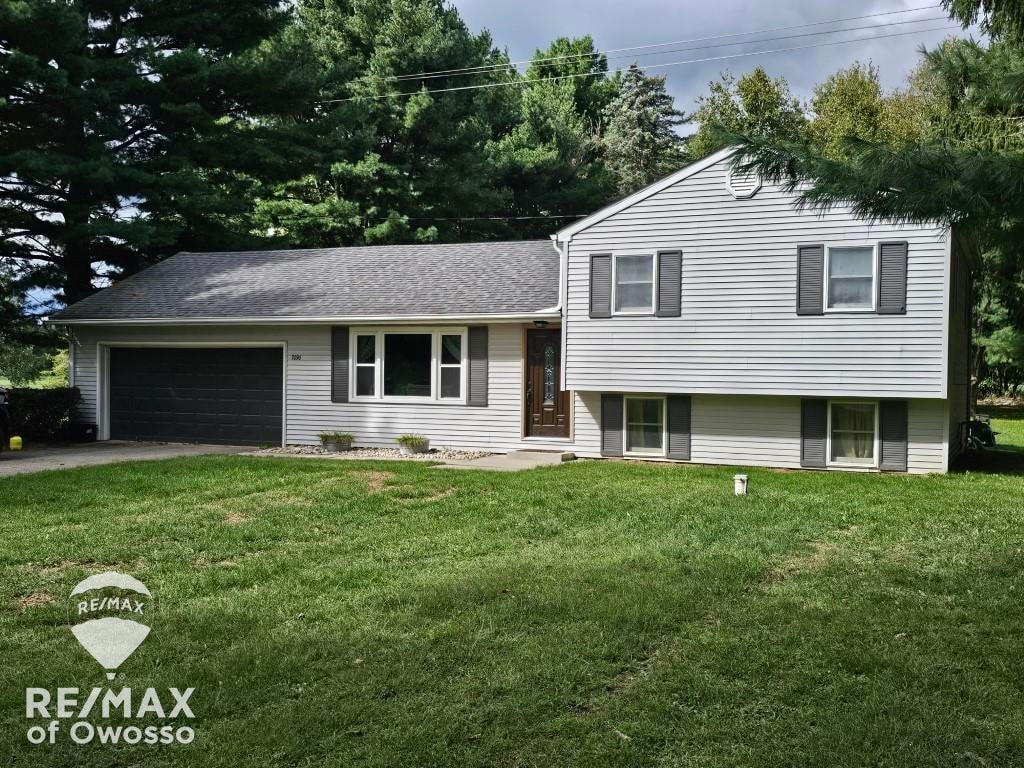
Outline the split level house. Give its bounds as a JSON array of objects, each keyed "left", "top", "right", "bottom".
[{"left": 50, "top": 148, "right": 975, "bottom": 473}]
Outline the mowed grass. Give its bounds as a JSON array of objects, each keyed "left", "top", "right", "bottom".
[{"left": 1, "top": 416, "right": 1023, "bottom": 767}]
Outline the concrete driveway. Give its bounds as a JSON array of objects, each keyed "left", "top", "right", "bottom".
[{"left": 0, "top": 441, "right": 251, "bottom": 478}]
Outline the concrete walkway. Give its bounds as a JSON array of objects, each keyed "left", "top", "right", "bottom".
[
  {"left": 0, "top": 441, "right": 251, "bottom": 478},
  {"left": 435, "top": 449, "right": 576, "bottom": 472}
]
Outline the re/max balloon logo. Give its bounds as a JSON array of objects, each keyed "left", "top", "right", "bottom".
[{"left": 24, "top": 572, "right": 197, "bottom": 747}]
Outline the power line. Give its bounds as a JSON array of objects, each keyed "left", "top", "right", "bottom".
[
  {"left": 319, "top": 23, "right": 961, "bottom": 104},
  {"left": 353, "top": 3, "right": 943, "bottom": 85},
  {"left": 406, "top": 214, "right": 587, "bottom": 221},
  {"left": 382, "top": 15, "right": 949, "bottom": 86}
]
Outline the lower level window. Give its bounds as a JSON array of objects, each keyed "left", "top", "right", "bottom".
[
  {"left": 625, "top": 396, "right": 665, "bottom": 455},
  {"left": 829, "top": 401, "right": 877, "bottom": 465}
]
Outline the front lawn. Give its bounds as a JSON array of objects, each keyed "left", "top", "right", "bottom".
[{"left": 2, "top": 418, "right": 1023, "bottom": 767}]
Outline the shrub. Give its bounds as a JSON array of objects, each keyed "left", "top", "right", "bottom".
[
  {"left": 7, "top": 387, "right": 81, "bottom": 440},
  {"left": 396, "top": 434, "right": 429, "bottom": 449},
  {"left": 318, "top": 432, "right": 355, "bottom": 442}
]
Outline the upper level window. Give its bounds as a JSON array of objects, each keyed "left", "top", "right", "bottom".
[
  {"left": 614, "top": 254, "right": 654, "bottom": 314},
  {"left": 826, "top": 246, "right": 876, "bottom": 310},
  {"left": 351, "top": 328, "right": 466, "bottom": 403}
]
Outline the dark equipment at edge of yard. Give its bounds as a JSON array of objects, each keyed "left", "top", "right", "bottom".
[
  {"left": 0, "top": 388, "right": 10, "bottom": 452},
  {"left": 968, "top": 414, "right": 999, "bottom": 449}
]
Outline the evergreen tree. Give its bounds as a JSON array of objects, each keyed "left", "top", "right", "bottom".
[
  {"left": 602, "top": 65, "right": 684, "bottom": 195},
  {"left": 253, "top": 0, "right": 517, "bottom": 246},
  {"left": 488, "top": 36, "right": 618, "bottom": 238},
  {"left": 0, "top": 0, "right": 312, "bottom": 304}
]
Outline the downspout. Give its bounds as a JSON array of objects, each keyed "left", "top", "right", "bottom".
[{"left": 550, "top": 234, "right": 569, "bottom": 391}]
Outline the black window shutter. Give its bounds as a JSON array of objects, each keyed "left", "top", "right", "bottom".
[
  {"left": 331, "top": 327, "right": 349, "bottom": 403},
  {"left": 878, "top": 241, "right": 908, "bottom": 314},
  {"left": 590, "top": 254, "right": 612, "bottom": 318},
  {"left": 879, "top": 400, "right": 909, "bottom": 471},
  {"left": 656, "top": 251, "right": 682, "bottom": 317},
  {"left": 796, "top": 244, "right": 824, "bottom": 316},
  {"left": 666, "top": 395, "right": 691, "bottom": 460},
  {"left": 800, "top": 399, "right": 827, "bottom": 467},
  {"left": 601, "top": 394, "right": 623, "bottom": 457},
  {"left": 467, "top": 326, "right": 488, "bottom": 407}
]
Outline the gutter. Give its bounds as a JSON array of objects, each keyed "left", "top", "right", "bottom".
[{"left": 44, "top": 311, "right": 562, "bottom": 327}]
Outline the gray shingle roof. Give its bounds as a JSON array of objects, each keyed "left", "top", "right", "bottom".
[{"left": 52, "top": 240, "right": 560, "bottom": 321}]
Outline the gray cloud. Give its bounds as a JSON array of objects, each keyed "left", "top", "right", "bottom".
[{"left": 452, "top": 0, "right": 972, "bottom": 117}]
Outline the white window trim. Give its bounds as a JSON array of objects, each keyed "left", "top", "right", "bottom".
[
  {"left": 823, "top": 243, "right": 878, "bottom": 313},
  {"left": 349, "top": 327, "right": 468, "bottom": 404},
  {"left": 622, "top": 395, "right": 667, "bottom": 457},
  {"left": 826, "top": 399, "right": 880, "bottom": 468},
  {"left": 612, "top": 253, "right": 657, "bottom": 316}
]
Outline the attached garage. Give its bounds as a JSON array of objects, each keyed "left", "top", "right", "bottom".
[{"left": 108, "top": 347, "right": 283, "bottom": 446}]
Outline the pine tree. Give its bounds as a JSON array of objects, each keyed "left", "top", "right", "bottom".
[
  {"left": 0, "top": 0, "right": 313, "bottom": 305},
  {"left": 489, "top": 36, "right": 618, "bottom": 238},
  {"left": 603, "top": 64, "right": 684, "bottom": 195},
  {"left": 254, "top": 0, "right": 518, "bottom": 246}
]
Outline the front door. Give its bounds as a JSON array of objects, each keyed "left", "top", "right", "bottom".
[{"left": 525, "top": 328, "right": 570, "bottom": 438}]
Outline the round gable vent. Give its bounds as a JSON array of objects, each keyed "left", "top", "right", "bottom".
[{"left": 726, "top": 165, "right": 762, "bottom": 199}]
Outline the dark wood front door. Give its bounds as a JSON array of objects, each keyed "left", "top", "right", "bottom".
[{"left": 525, "top": 328, "right": 570, "bottom": 438}]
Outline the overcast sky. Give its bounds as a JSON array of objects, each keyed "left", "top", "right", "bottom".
[{"left": 452, "top": 0, "right": 973, "bottom": 123}]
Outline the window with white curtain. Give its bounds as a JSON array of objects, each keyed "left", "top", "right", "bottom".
[
  {"left": 624, "top": 396, "right": 665, "bottom": 456},
  {"left": 829, "top": 401, "right": 877, "bottom": 465}
]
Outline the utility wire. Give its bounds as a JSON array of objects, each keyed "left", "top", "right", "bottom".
[
  {"left": 319, "top": 23, "right": 961, "bottom": 104},
  {"left": 354, "top": 3, "right": 943, "bottom": 84},
  {"left": 368, "top": 15, "right": 949, "bottom": 86}
]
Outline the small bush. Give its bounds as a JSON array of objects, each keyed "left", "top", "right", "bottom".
[
  {"left": 396, "top": 434, "right": 429, "bottom": 449},
  {"left": 7, "top": 387, "right": 81, "bottom": 440},
  {"left": 318, "top": 432, "right": 355, "bottom": 442}
]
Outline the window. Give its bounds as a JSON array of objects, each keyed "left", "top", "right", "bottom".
[
  {"left": 355, "top": 334, "right": 376, "bottom": 397},
  {"left": 614, "top": 254, "right": 654, "bottom": 313},
  {"left": 384, "top": 333, "right": 432, "bottom": 397},
  {"left": 351, "top": 328, "right": 466, "bottom": 403},
  {"left": 439, "top": 334, "right": 462, "bottom": 399},
  {"left": 829, "top": 401, "right": 877, "bottom": 465},
  {"left": 624, "top": 396, "right": 665, "bottom": 456},
  {"left": 826, "top": 246, "right": 876, "bottom": 310}
]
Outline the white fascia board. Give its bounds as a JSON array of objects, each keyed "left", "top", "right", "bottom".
[
  {"left": 46, "top": 311, "right": 562, "bottom": 327},
  {"left": 554, "top": 147, "right": 736, "bottom": 242}
]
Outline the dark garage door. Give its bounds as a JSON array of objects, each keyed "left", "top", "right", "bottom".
[{"left": 109, "top": 347, "right": 282, "bottom": 445}]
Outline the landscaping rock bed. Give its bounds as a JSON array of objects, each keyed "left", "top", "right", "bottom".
[{"left": 253, "top": 445, "right": 491, "bottom": 461}]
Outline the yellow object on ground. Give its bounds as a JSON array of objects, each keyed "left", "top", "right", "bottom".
[{"left": 9, "top": 435, "right": 22, "bottom": 451}]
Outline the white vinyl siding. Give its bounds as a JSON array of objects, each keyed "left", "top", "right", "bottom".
[
  {"left": 68, "top": 328, "right": 949, "bottom": 473},
  {"left": 563, "top": 155, "right": 949, "bottom": 398},
  {"left": 68, "top": 323, "right": 580, "bottom": 453},
  {"left": 572, "top": 392, "right": 946, "bottom": 474}
]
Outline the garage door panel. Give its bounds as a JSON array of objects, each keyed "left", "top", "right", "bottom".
[{"left": 109, "top": 347, "right": 282, "bottom": 446}]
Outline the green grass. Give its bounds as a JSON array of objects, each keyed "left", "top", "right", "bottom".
[{"left": 2, "top": 416, "right": 1023, "bottom": 767}]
